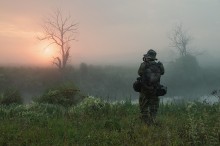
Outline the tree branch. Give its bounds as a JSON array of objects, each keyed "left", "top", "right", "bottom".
[{"left": 38, "top": 9, "right": 78, "bottom": 70}]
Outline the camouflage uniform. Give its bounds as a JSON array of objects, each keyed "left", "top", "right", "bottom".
[{"left": 138, "top": 50, "right": 164, "bottom": 124}]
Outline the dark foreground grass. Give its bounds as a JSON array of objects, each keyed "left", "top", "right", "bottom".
[{"left": 0, "top": 97, "right": 220, "bottom": 146}]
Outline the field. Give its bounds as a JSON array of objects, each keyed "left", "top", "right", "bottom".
[
  {"left": 0, "top": 61, "right": 220, "bottom": 145},
  {"left": 0, "top": 96, "right": 220, "bottom": 146}
]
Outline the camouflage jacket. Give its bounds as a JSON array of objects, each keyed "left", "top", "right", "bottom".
[
  {"left": 138, "top": 61, "right": 164, "bottom": 76},
  {"left": 138, "top": 60, "right": 164, "bottom": 89}
]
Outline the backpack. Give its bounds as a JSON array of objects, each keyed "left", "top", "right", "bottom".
[
  {"left": 133, "top": 77, "right": 142, "bottom": 92},
  {"left": 141, "top": 62, "right": 161, "bottom": 87},
  {"left": 156, "top": 85, "right": 167, "bottom": 96}
]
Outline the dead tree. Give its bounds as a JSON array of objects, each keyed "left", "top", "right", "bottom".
[
  {"left": 169, "top": 24, "right": 192, "bottom": 56},
  {"left": 38, "top": 9, "right": 78, "bottom": 70}
]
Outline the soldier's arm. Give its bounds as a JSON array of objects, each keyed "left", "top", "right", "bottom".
[
  {"left": 158, "top": 61, "right": 165, "bottom": 75},
  {"left": 138, "top": 62, "right": 146, "bottom": 76}
]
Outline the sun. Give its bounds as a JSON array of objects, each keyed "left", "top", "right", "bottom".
[
  {"left": 33, "top": 42, "right": 60, "bottom": 66},
  {"left": 43, "top": 47, "right": 55, "bottom": 56}
]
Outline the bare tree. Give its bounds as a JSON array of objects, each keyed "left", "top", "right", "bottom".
[
  {"left": 38, "top": 9, "right": 78, "bottom": 70},
  {"left": 169, "top": 24, "right": 192, "bottom": 56}
]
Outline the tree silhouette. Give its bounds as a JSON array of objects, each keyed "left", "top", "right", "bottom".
[
  {"left": 169, "top": 24, "right": 192, "bottom": 56},
  {"left": 38, "top": 9, "right": 78, "bottom": 70}
]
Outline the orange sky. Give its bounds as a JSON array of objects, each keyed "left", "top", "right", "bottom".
[{"left": 0, "top": 0, "right": 220, "bottom": 67}]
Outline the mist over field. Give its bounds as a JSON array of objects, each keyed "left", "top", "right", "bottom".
[
  {"left": 1, "top": 1, "right": 220, "bottom": 145},
  {"left": 0, "top": 53, "right": 220, "bottom": 103},
  {"left": 1, "top": 0, "right": 220, "bottom": 131}
]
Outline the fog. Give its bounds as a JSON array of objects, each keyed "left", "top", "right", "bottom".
[
  {"left": 0, "top": 1, "right": 220, "bottom": 102},
  {"left": 1, "top": 0, "right": 220, "bottom": 66},
  {"left": 0, "top": 55, "right": 220, "bottom": 103}
]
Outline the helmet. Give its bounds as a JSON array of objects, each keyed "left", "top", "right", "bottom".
[{"left": 144, "top": 49, "right": 157, "bottom": 60}]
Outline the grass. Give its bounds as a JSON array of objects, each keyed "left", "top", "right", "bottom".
[
  {"left": 0, "top": 97, "right": 219, "bottom": 146},
  {"left": 35, "top": 84, "right": 84, "bottom": 106},
  {"left": 0, "top": 89, "right": 22, "bottom": 105}
]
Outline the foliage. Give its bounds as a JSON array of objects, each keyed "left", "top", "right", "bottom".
[
  {"left": 164, "top": 54, "right": 205, "bottom": 96},
  {"left": 0, "top": 88, "right": 22, "bottom": 105},
  {"left": 35, "top": 84, "right": 84, "bottom": 106},
  {"left": 211, "top": 89, "right": 220, "bottom": 102},
  {"left": 1, "top": 65, "right": 220, "bottom": 99},
  {"left": 0, "top": 98, "right": 219, "bottom": 145},
  {"left": 73, "top": 96, "right": 105, "bottom": 113}
]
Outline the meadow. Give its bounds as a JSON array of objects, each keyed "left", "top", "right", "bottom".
[
  {"left": 0, "top": 95, "right": 220, "bottom": 146},
  {"left": 1, "top": 55, "right": 220, "bottom": 145}
]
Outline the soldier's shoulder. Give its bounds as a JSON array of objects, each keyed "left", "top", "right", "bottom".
[
  {"left": 148, "top": 61, "right": 158, "bottom": 66},
  {"left": 138, "top": 62, "right": 147, "bottom": 76},
  {"left": 157, "top": 61, "right": 165, "bottom": 74},
  {"left": 158, "top": 61, "right": 163, "bottom": 64},
  {"left": 140, "top": 61, "right": 147, "bottom": 67},
  {"left": 157, "top": 61, "right": 164, "bottom": 66}
]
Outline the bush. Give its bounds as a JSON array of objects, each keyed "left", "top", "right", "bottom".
[
  {"left": 73, "top": 96, "right": 106, "bottom": 114},
  {"left": 0, "top": 89, "right": 23, "bottom": 105},
  {"left": 35, "top": 84, "right": 85, "bottom": 106}
]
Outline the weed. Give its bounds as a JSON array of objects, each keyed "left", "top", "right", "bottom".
[
  {"left": 35, "top": 84, "right": 84, "bottom": 106},
  {"left": 0, "top": 99, "right": 219, "bottom": 145},
  {"left": 0, "top": 88, "right": 22, "bottom": 105}
]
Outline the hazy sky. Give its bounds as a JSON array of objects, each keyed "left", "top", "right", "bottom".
[{"left": 0, "top": 0, "right": 220, "bottom": 66}]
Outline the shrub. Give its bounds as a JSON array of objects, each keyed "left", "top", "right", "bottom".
[
  {"left": 70, "top": 96, "right": 105, "bottom": 116},
  {"left": 35, "top": 84, "right": 84, "bottom": 106},
  {"left": 75, "top": 96, "right": 104, "bottom": 109},
  {"left": 0, "top": 89, "right": 23, "bottom": 105}
]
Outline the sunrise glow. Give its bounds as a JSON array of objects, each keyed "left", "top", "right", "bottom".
[
  {"left": 43, "top": 47, "right": 55, "bottom": 57},
  {"left": 1, "top": 0, "right": 220, "bottom": 67}
]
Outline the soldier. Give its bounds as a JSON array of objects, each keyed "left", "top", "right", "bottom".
[{"left": 138, "top": 49, "right": 164, "bottom": 125}]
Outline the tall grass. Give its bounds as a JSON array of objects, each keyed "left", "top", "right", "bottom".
[
  {"left": 0, "top": 88, "right": 22, "bottom": 105},
  {"left": 35, "top": 84, "right": 85, "bottom": 106},
  {"left": 0, "top": 97, "right": 219, "bottom": 145}
]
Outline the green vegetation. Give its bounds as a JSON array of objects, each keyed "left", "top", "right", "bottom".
[
  {"left": 0, "top": 88, "right": 22, "bottom": 105},
  {"left": 35, "top": 84, "right": 84, "bottom": 106},
  {"left": 0, "top": 96, "right": 219, "bottom": 146},
  {"left": 1, "top": 62, "right": 220, "bottom": 99}
]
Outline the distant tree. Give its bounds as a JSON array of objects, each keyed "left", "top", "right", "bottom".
[
  {"left": 80, "top": 63, "right": 88, "bottom": 75},
  {"left": 38, "top": 9, "right": 78, "bottom": 70},
  {"left": 169, "top": 24, "right": 192, "bottom": 56}
]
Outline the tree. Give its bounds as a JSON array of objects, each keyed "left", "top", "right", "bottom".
[
  {"left": 169, "top": 24, "right": 192, "bottom": 56},
  {"left": 38, "top": 9, "right": 78, "bottom": 70}
]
